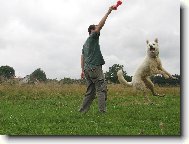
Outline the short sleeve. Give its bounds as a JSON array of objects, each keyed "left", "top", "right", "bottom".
[{"left": 82, "top": 48, "right": 84, "bottom": 54}]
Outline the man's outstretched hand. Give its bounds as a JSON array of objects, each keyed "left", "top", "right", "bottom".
[{"left": 108, "top": 6, "right": 115, "bottom": 13}]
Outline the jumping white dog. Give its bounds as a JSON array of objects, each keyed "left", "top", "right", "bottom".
[{"left": 117, "top": 38, "right": 176, "bottom": 98}]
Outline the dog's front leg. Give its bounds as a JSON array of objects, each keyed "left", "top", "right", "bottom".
[
  {"left": 156, "top": 70, "right": 169, "bottom": 79},
  {"left": 159, "top": 67, "right": 177, "bottom": 79},
  {"left": 153, "top": 68, "right": 169, "bottom": 78},
  {"left": 156, "top": 59, "right": 177, "bottom": 79}
]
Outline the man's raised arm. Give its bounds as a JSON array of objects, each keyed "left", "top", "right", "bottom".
[{"left": 95, "top": 6, "right": 114, "bottom": 33}]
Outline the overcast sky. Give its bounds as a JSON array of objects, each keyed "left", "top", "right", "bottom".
[{"left": 0, "top": 0, "right": 180, "bottom": 79}]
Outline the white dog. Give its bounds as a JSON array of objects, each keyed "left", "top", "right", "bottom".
[{"left": 117, "top": 38, "right": 176, "bottom": 98}]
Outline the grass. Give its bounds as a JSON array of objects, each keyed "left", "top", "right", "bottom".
[{"left": 0, "top": 84, "right": 180, "bottom": 135}]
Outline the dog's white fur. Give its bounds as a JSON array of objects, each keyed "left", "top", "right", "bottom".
[{"left": 117, "top": 38, "right": 176, "bottom": 96}]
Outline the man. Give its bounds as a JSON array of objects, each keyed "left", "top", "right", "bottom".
[{"left": 79, "top": 6, "right": 115, "bottom": 113}]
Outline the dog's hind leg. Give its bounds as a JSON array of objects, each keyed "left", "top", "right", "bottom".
[
  {"left": 143, "top": 77, "right": 165, "bottom": 97},
  {"left": 142, "top": 89, "right": 152, "bottom": 104},
  {"left": 135, "top": 81, "right": 152, "bottom": 104}
]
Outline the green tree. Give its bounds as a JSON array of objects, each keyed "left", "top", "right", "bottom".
[
  {"left": 105, "top": 64, "right": 131, "bottom": 83},
  {"left": 0, "top": 65, "right": 15, "bottom": 79},
  {"left": 30, "top": 68, "right": 47, "bottom": 82}
]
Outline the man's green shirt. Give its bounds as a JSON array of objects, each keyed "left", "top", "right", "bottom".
[{"left": 82, "top": 32, "right": 105, "bottom": 70}]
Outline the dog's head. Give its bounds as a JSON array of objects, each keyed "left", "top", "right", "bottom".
[{"left": 146, "top": 38, "right": 159, "bottom": 58}]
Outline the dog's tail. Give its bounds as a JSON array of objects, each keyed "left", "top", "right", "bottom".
[{"left": 117, "top": 69, "right": 132, "bottom": 87}]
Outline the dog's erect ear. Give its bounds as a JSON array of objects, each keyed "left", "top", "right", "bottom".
[
  {"left": 146, "top": 40, "right": 149, "bottom": 44},
  {"left": 155, "top": 38, "right": 158, "bottom": 43}
]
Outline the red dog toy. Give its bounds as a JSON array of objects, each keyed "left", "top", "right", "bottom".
[{"left": 113, "top": 0, "right": 122, "bottom": 10}]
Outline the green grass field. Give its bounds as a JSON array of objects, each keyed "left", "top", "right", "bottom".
[{"left": 0, "top": 84, "right": 180, "bottom": 135}]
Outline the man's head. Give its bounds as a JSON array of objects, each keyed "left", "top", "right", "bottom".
[{"left": 88, "top": 24, "right": 97, "bottom": 35}]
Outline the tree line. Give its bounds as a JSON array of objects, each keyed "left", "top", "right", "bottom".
[{"left": 0, "top": 64, "right": 180, "bottom": 86}]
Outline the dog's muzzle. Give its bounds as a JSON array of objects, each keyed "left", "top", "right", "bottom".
[{"left": 150, "top": 46, "right": 155, "bottom": 51}]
